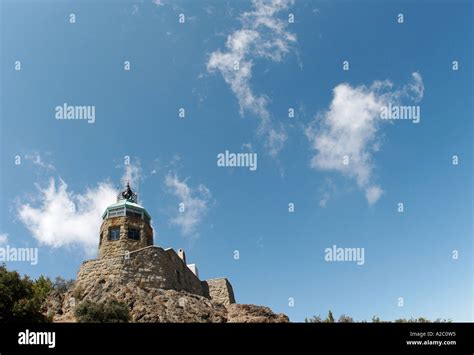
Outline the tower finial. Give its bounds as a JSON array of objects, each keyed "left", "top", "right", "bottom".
[{"left": 117, "top": 181, "right": 137, "bottom": 203}]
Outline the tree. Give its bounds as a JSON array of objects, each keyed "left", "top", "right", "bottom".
[
  {"left": 305, "top": 313, "right": 444, "bottom": 323},
  {"left": 53, "top": 277, "right": 74, "bottom": 293},
  {"left": 324, "top": 310, "right": 335, "bottom": 323},
  {"left": 0, "top": 264, "right": 50, "bottom": 323},
  {"left": 74, "top": 299, "right": 130, "bottom": 323},
  {"left": 338, "top": 314, "right": 353, "bottom": 323},
  {"left": 306, "top": 311, "right": 349, "bottom": 323},
  {"left": 33, "top": 276, "right": 53, "bottom": 301},
  {"left": 304, "top": 315, "right": 323, "bottom": 323}
]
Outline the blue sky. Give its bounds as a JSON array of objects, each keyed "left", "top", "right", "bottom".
[{"left": 0, "top": 0, "right": 472, "bottom": 322}]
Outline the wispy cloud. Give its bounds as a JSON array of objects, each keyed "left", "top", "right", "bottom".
[
  {"left": 241, "top": 142, "right": 254, "bottom": 151},
  {"left": 121, "top": 159, "right": 142, "bottom": 190},
  {"left": 318, "top": 177, "right": 336, "bottom": 208},
  {"left": 164, "top": 173, "right": 212, "bottom": 237},
  {"left": 306, "top": 72, "right": 424, "bottom": 205},
  {"left": 0, "top": 233, "right": 8, "bottom": 245},
  {"left": 207, "top": 0, "right": 296, "bottom": 157},
  {"left": 131, "top": 4, "right": 139, "bottom": 16},
  {"left": 24, "top": 153, "right": 55, "bottom": 171}
]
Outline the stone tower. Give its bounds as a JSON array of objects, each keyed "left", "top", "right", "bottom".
[
  {"left": 76, "top": 182, "right": 236, "bottom": 307},
  {"left": 98, "top": 183, "right": 153, "bottom": 258}
]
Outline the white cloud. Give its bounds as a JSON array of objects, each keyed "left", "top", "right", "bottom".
[
  {"left": 0, "top": 233, "right": 8, "bottom": 245},
  {"left": 153, "top": 0, "right": 165, "bottom": 6},
  {"left": 365, "top": 186, "right": 383, "bottom": 205},
  {"left": 319, "top": 192, "right": 330, "bottom": 208},
  {"left": 318, "top": 178, "right": 336, "bottom": 208},
  {"left": 132, "top": 4, "right": 139, "bottom": 15},
  {"left": 17, "top": 179, "right": 117, "bottom": 254},
  {"left": 207, "top": 0, "right": 295, "bottom": 157},
  {"left": 241, "top": 142, "right": 253, "bottom": 151},
  {"left": 406, "top": 71, "right": 424, "bottom": 102},
  {"left": 306, "top": 73, "right": 423, "bottom": 205},
  {"left": 165, "top": 173, "right": 212, "bottom": 236},
  {"left": 24, "top": 153, "right": 55, "bottom": 171},
  {"left": 121, "top": 160, "right": 142, "bottom": 190}
]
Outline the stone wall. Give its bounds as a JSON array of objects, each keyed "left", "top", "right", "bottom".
[
  {"left": 202, "top": 278, "right": 236, "bottom": 306},
  {"left": 77, "top": 246, "right": 204, "bottom": 296},
  {"left": 98, "top": 216, "right": 153, "bottom": 259},
  {"left": 77, "top": 243, "right": 237, "bottom": 306}
]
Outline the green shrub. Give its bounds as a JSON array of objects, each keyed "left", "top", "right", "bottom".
[
  {"left": 72, "top": 286, "right": 83, "bottom": 300},
  {"left": 74, "top": 299, "right": 130, "bottom": 323}
]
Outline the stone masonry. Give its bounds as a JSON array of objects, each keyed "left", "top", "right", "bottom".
[
  {"left": 203, "top": 278, "right": 236, "bottom": 306},
  {"left": 99, "top": 216, "right": 153, "bottom": 258},
  {"left": 75, "top": 185, "right": 235, "bottom": 306}
]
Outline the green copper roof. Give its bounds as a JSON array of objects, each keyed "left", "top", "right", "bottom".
[{"left": 101, "top": 199, "right": 151, "bottom": 221}]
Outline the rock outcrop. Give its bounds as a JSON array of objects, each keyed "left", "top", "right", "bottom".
[
  {"left": 44, "top": 278, "right": 289, "bottom": 323},
  {"left": 43, "top": 186, "right": 288, "bottom": 323}
]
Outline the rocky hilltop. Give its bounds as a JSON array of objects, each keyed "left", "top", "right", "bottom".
[
  {"left": 43, "top": 185, "right": 288, "bottom": 323},
  {"left": 44, "top": 277, "right": 289, "bottom": 323}
]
